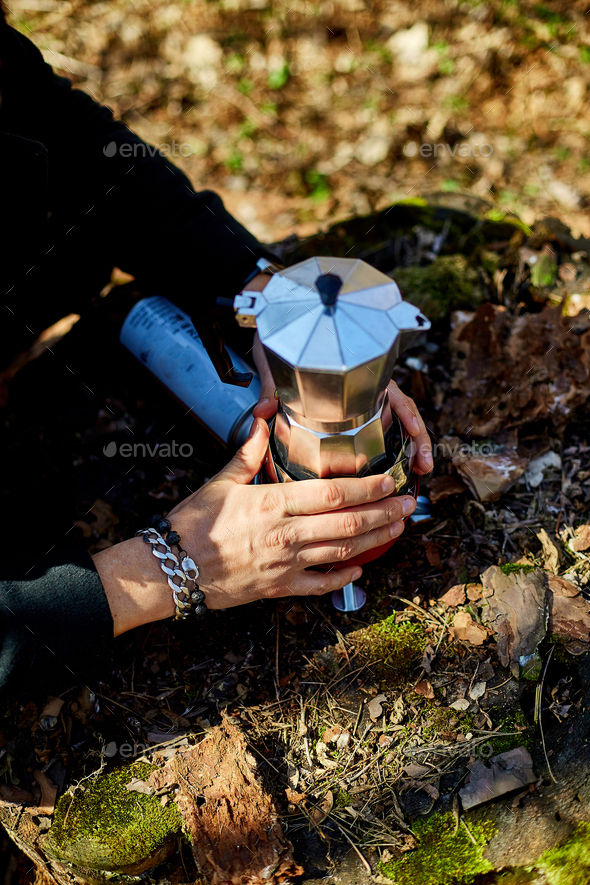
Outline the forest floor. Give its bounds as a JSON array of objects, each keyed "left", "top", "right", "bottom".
[{"left": 2, "top": 1, "right": 590, "bottom": 883}]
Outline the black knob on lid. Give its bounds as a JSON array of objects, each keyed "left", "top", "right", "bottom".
[{"left": 315, "top": 272, "right": 343, "bottom": 307}]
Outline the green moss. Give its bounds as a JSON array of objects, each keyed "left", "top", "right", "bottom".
[
  {"left": 530, "top": 253, "right": 557, "bottom": 288},
  {"left": 334, "top": 787, "right": 354, "bottom": 807},
  {"left": 379, "top": 812, "right": 496, "bottom": 884},
  {"left": 392, "top": 254, "right": 484, "bottom": 321},
  {"left": 490, "top": 709, "right": 533, "bottom": 754},
  {"left": 422, "top": 707, "right": 473, "bottom": 742},
  {"left": 500, "top": 563, "right": 535, "bottom": 576},
  {"left": 537, "top": 822, "right": 590, "bottom": 885},
  {"left": 350, "top": 617, "right": 427, "bottom": 681},
  {"left": 45, "top": 762, "right": 183, "bottom": 870}
]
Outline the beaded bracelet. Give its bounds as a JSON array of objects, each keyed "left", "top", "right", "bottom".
[{"left": 136, "top": 515, "right": 207, "bottom": 621}]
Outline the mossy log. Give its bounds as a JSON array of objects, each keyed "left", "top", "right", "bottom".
[{"left": 0, "top": 720, "right": 301, "bottom": 885}]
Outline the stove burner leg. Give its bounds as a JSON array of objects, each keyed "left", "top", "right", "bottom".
[{"left": 331, "top": 582, "right": 367, "bottom": 612}]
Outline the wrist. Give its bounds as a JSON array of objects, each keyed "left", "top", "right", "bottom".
[{"left": 92, "top": 536, "right": 175, "bottom": 636}]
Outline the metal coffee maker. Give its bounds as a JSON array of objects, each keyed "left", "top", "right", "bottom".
[{"left": 233, "top": 256, "right": 430, "bottom": 607}]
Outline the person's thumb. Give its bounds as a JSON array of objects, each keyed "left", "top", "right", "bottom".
[
  {"left": 253, "top": 383, "right": 278, "bottom": 419},
  {"left": 218, "top": 417, "right": 269, "bottom": 484}
]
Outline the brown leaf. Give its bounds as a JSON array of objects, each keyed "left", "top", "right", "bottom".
[
  {"left": 548, "top": 587, "right": 590, "bottom": 643},
  {"left": 453, "top": 446, "right": 529, "bottom": 502},
  {"left": 536, "top": 529, "right": 561, "bottom": 572},
  {"left": 466, "top": 583, "right": 483, "bottom": 602},
  {"left": 33, "top": 771, "right": 57, "bottom": 815},
  {"left": 414, "top": 679, "right": 435, "bottom": 699},
  {"left": 428, "top": 474, "right": 467, "bottom": 503},
  {"left": 480, "top": 566, "right": 548, "bottom": 675},
  {"left": 285, "top": 788, "right": 307, "bottom": 805},
  {"left": 424, "top": 541, "right": 442, "bottom": 568},
  {"left": 459, "top": 747, "right": 536, "bottom": 810},
  {"left": 570, "top": 524, "right": 590, "bottom": 552},
  {"left": 125, "top": 778, "right": 154, "bottom": 795},
  {"left": 439, "top": 584, "right": 466, "bottom": 607},
  {"left": 285, "top": 602, "right": 313, "bottom": 626},
  {"left": 310, "top": 791, "right": 333, "bottom": 826},
  {"left": 548, "top": 576, "right": 580, "bottom": 598},
  {"left": 368, "top": 694, "right": 387, "bottom": 721},
  {"left": 449, "top": 611, "right": 488, "bottom": 646}
]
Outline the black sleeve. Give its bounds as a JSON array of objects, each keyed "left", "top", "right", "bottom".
[
  {"left": 0, "top": 550, "right": 114, "bottom": 700},
  {"left": 0, "top": 22, "right": 280, "bottom": 308}
]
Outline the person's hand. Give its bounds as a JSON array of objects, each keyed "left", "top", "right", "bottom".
[
  {"left": 166, "top": 418, "right": 416, "bottom": 609},
  {"left": 252, "top": 336, "right": 433, "bottom": 473}
]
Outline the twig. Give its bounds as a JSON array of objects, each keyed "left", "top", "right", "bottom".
[
  {"left": 538, "top": 646, "right": 557, "bottom": 784},
  {"left": 460, "top": 817, "right": 478, "bottom": 845},
  {"left": 338, "top": 825, "right": 372, "bottom": 874}
]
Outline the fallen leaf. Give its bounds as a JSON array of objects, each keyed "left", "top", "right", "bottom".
[
  {"left": 536, "top": 529, "right": 561, "bottom": 573},
  {"left": 285, "top": 602, "right": 313, "bottom": 626},
  {"left": 449, "top": 611, "right": 488, "bottom": 646},
  {"left": 0, "top": 785, "right": 35, "bottom": 805},
  {"left": 379, "top": 734, "right": 393, "bottom": 747},
  {"left": 440, "top": 584, "right": 466, "bottom": 607},
  {"left": 548, "top": 580, "right": 590, "bottom": 643},
  {"left": 403, "top": 763, "right": 430, "bottom": 778},
  {"left": 424, "top": 541, "right": 442, "bottom": 568},
  {"left": 569, "top": 524, "right": 590, "bottom": 553},
  {"left": 368, "top": 694, "right": 387, "bottom": 721},
  {"left": 450, "top": 699, "right": 470, "bottom": 712},
  {"left": 469, "top": 681, "right": 487, "bottom": 701},
  {"left": 315, "top": 742, "right": 339, "bottom": 770},
  {"left": 428, "top": 474, "right": 467, "bottom": 503},
  {"left": 547, "top": 576, "right": 580, "bottom": 597},
  {"left": 310, "top": 790, "right": 333, "bottom": 826},
  {"left": 466, "top": 583, "right": 483, "bottom": 602},
  {"left": 125, "top": 778, "right": 154, "bottom": 795},
  {"left": 480, "top": 566, "right": 548, "bottom": 676},
  {"left": 459, "top": 747, "right": 536, "bottom": 810},
  {"left": 389, "top": 695, "right": 405, "bottom": 725},
  {"left": 453, "top": 446, "right": 529, "bottom": 503},
  {"left": 414, "top": 679, "right": 435, "bottom": 699},
  {"left": 285, "top": 787, "right": 307, "bottom": 805},
  {"left": 420, "top": 644, "right": 435, "bottom": 673},
  {"left": 33, "top": 771, "right": 57, "bottom": 815},
  {"left": 287, "top": 763, "right": 299, "bottom": 789}
]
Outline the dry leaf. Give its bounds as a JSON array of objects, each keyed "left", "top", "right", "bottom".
[
  {"left": 285, "top": 788, "right": 306, "bottom": 805},
  {"left": 569, "top": 524, "right": 590, "bottom": 552},
  {"left": 440, "top": 584, "right": 466, "bottom": 607},
  {"left": 315, "top": 742, "right": 338, "bottom": 769},
  {"left": 368, "top": 694, "right": 387, "bottom": 721},
  {"left": 33, "top": 771, "right": 57, "bottom": 815},
  {"left": 403, "top": 763, "right": 430, "bottom": 778},
  {"left": 450, "top": 611, "right": 488, "bottom": 646},
  {"left": 450, "top": 698, "right": 470, "bottom": 712},
  {"left": 424, "top": 541, "right": 442, "bottom": 568},
  {"left": 469, "top": 681, "right": 487, "bottom": 701},
  {"left": 389, "top": 695, "right": 405, "bottom": 725},
  {"left": 480, "top": 566, "right": 548, "bottom": 676},
  {"left": 310, "top": 791, "right": 333, "bottom": 826},
  {"left": 466, "top": 583, "right": 483, "bottom": 602},
  {"left": 548, "top": 579, "right": 590, "bottom": 643},
  {"left": 414, "top": 679, "right": 435, "bottom": 699},
  {"left": 536, "top": 528, "right": 561, "bottom": 572},
  {"left": 459, "top": 747, "right": 536, "bottom": 810},
  {"left": 125, "top": 778, "right": 154, "bottom": 795},
  {"left": 428, "top": 474, "right": 467, "bottom": 503}
]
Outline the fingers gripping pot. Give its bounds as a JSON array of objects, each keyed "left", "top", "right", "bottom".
[{"left": 233, "top": 256, "right": 430, "bottom": 567}]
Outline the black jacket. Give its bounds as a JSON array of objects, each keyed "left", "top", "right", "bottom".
[{"left": 0, "top": 16, "right": 277, "bottom": 698}]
